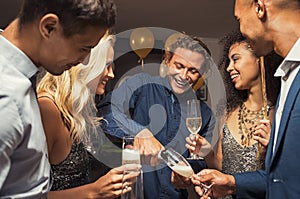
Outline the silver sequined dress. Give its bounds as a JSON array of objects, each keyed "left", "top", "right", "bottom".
[{"left": 220, "top": 124, "right": 264, "bottom": 199}]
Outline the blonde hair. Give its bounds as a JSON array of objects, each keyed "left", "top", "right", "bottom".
[{"left": 37, "top": 34, "right": 116, "bottom": 143}]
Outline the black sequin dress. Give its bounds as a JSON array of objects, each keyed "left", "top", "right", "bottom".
[
  {"left": 50, "top": 142, "right": 90, "bottom": 191},
  {"left": 220, "top": 124, "right": 264, "bottom": 199},
  {"left": 38, "top": 95, "right": 111, "bottom": 191}
]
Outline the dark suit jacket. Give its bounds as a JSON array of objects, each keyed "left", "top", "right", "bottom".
[{"left": 233, "top": 69, "right": 300, "bottom": 198}]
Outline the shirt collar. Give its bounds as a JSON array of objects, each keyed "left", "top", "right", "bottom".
[
  {"left": 162, "top": 75, "right": 172, "bottom": 90},
  {"left": 0, "top": 31, "right": 39, "bottom": 79},
  {"left": 275, "top": 37, "right": 300, "bottom": 78}
]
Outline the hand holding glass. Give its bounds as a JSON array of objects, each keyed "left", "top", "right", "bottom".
[
  {"left": 186, "top": 99, "right": 202, "bottom": 160},
  {"left": 158, "top": 148, "right": 213, "bottom": 196}
]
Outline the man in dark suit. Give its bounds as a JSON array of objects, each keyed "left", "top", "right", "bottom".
[{"left": 191, "top": 0, "right": 300, "bottom": 198}]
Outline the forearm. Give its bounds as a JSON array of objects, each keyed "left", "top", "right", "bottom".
[
  {"left": 205, "top": 123, "right": 223, "bottom": 170},
  {"left": 48, "top": 183, "right": 99, "bottom": 199},
  {"left": 204, "top": 149, "right": 222, "bottom": 170},
  {"left": 103, "top": 112, "right": 145, "bottom": 137},
  {"left": 100, "top": 96, "right": 145, "bottom": 138}
]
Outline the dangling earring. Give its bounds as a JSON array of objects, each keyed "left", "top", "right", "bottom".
[{"left": 257, "top": 58, "right": 260, "bottom": 67}]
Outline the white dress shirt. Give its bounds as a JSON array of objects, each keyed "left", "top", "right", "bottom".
[{"left": 273, "top": 38, "right": 300, "bottom": 154}]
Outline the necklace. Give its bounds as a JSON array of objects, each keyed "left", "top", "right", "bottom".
[{"left": 238, "top": 103, "right": 264, "bottom": 146}]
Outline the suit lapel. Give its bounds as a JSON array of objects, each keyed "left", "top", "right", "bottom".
[{"left": 270, "top": 70, "right": 300, "bottom": 166}]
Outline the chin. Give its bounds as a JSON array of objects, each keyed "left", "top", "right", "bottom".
[
  {"left": 49, "top": 70, "right": 65, "bottom": 76},
  {"left": 96, "top": 89, "right": 105, "bottom": 95},
  {"left": 172, "top": 87, "right": 187, "bottom": 95},
  {"left": 43, "top": 66, "right": 65, "bottom": 76},
  {"left": 235, "top": 84, "right": 244, "bottom": 90}
]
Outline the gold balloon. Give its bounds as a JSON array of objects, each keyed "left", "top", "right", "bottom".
[
  {"left": 164, "top": 32, "right": 184, "bottom": 51},
  {"left": 130, "top": 27, "right": 155, "bottom": 59}
]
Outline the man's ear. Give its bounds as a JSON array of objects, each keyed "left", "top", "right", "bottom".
[
  {"left": 39, "top": 14, "right": 60, "bottom": 39},
  {"left": 164, "top": 52, "right": 172, "bottom": 66},
  {"left": 255, "top": 0, "right": 266, "bottom": 19}
]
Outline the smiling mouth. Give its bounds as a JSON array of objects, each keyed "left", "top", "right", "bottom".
[
  {"left": 230, "top": 74, "right": 240, "bottom": 80},
  {"left": 101, "top": 80, "right": 107, "bottom": 86},
  {"left": 174, "top": 78, "right": 189, "bottom": 88},
  {"left": 98, "top": 79, "right": 108, "bottom": 87}
]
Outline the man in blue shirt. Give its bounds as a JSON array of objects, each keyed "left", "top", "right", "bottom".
[{"left": 98, "top": 34, "right": 215, "bottom": 199}]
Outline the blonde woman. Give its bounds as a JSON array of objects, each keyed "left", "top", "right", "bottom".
[{"left": 37, "top": 34, "right": 139, "bottom": 199}]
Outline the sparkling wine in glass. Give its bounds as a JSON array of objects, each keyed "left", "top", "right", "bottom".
[
  {"left": 158, "top": 148, "right": 213, "bottom": 196},
  {"left": 122, "top": 137, "right": 140, "bottom": 165},
  {"left": 186, "top": 99, "right": 202, "bottom": 160},
  {"left": 158, "top": 148, "right": 194, "bottom": 178},
  {"left": 121, "top": 135, "right": 144, "bottom": 199}
]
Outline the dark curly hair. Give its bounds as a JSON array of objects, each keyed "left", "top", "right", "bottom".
[{"left": 218, "top": 30, "right": 282, "bottom": 114}]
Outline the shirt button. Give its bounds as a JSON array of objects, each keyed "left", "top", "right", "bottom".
[{"left": 273, "top": 178, "right": 283, "bottom": 183}]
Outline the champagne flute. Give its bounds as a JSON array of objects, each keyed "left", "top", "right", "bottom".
[
  {"left": 122, "top": 135, "right": 140, "bottom": 165},
  {"left": 158, "top": 148, "right": 213, "bottom": 196},
  {"left": 186, "top": 99, "right": 202, "bottom": 160},
  {"left": 158, "top": 148, "right": 194, "bottom": 178},
  {"left": 121, "top": 135, "right": 144, "bottom": 199}
]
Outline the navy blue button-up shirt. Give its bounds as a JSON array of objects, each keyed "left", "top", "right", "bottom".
[{"left": 98, "top": 73, "right": 215, "bottom": 199}]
